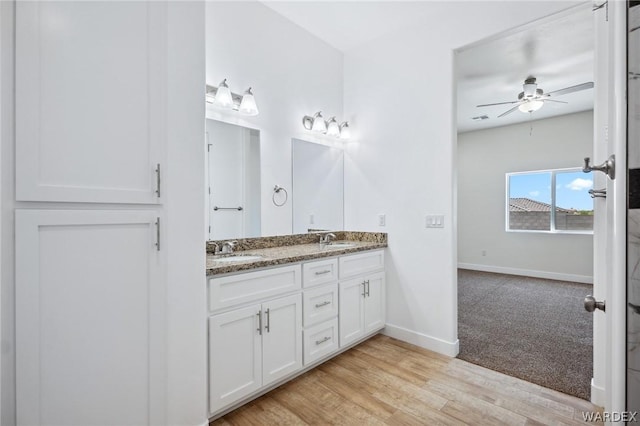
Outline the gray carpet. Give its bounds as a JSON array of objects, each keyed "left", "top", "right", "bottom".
[{"left": 457, "top": 269, "right": 593, "bottom": 400}]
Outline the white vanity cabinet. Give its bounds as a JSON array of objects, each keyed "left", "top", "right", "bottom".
[
  {"left": 208, "top": 248, "right": 385, "bottom": 419},
  {"left": 208, "top": 293, "right": 302, "bottom": 414},
  {"left": 208, "top": 266, "right": 303, "bottom": 415},
  {"left": 339, "top": 251, "right": 386, "bottom": 347}
]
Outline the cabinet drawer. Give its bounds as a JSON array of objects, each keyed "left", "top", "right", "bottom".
[
  {"left": 339, "top": 250, "right": 384, "bottom": 279},
  {"left": 303, "top": 318, "right": 339, "bottom": 366},
  {"left": 303, "top": 258, "right": 338, "bottom": 288},
  {"left": 303, "top": 283, "right": 338, "bottom": 327},
  {"left": 209, "top": 265, "right": 301, "bottom": 312}
]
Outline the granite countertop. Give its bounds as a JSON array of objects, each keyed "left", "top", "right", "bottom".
[{"left": 206, "top": 236, "right": 386, "bottom": 276}]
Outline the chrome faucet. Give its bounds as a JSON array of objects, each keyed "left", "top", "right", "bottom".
[
  {"left": 319, "top": 233, "right": 337, "bottom": 245},
  {"left": 221, "top": 240, "right": 238, "bottom": 254},
  {"left": 211, "top": 242, "right": 220, "bottom": 255}
]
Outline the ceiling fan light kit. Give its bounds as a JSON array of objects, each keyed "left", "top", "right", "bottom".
[{"left": 476, "top": 76, "right": 594, "bottom": 118}]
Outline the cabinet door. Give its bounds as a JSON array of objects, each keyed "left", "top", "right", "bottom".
[
  {"left": 364, "top": 272, "right": 386, "bottom": 334},
  {"left": 339, "top": 277, "right": 366, "bottom": 347},
  {"left": 16, "top": 210, "right": 165, "bottom": 426},
  {"left": 209, "top": 305, "right": 262, "bottom": 415},
  {"left": 262, "top": 294, "right": 303, "bottom": 387},
  {"left": 16, "top": 2, "right": 166, "bottom": 203}
]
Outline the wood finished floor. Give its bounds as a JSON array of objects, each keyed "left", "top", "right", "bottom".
[{"left": 211, "top": 334, "right": 603, "bottom": 425}]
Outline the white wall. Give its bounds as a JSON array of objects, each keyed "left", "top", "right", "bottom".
[
  {"left": 343, "top": 1, "right": 583, "bottom": 356},
  {"left": 458, "top": 111, "right": 594, "bottom": 283},
  {"left": 205, "top": 1, "right": 344, "bottom": 237}
]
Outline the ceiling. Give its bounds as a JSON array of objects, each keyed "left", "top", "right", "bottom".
[
  {"left": 261, "top": 1, "right": 594, "bottom": 133},
  {"left": 456, "top": 6, "right": 594, "bottom": 132}
]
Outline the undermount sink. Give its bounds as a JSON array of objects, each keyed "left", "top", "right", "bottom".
[
  {"left": 323, "top": 243, "right": 356, "bottom": 248},
  {"left": 212, "top": 255, "right": 263, "bottom": 263}
]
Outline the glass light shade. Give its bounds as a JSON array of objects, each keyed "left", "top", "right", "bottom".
[
  {"left": 239, "top": 88, "right": 259, "bottom": 116},
  {"left": 311, "top": 112, "right": 327, "bottom": 133},
  {"left": 519, "top": 99, "right": 544, "bottom": 113},
  {"left": 326, "top": 117, "right": 340, "bottom": 137},
  {"left": 339, "top": 122, "right": 350, "bottom": 140},
  {"left": 215, "top": 79, "right": 234, "bottom": 109},
  {"left": 523, "top": 83, "right": 537, "bottom": 98}
]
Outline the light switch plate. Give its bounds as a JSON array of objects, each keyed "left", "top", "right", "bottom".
[
  {"left": 378, "top": 214, "right": 386, "bottom": 227},
  {"left": 425, "top": 215, "right": 444, "bottom": 228}
]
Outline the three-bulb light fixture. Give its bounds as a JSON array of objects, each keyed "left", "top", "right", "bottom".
[
  {"left": 302, "top": 111, "right": 350, "bottom": 140},
  {"left": 206, "top": 79, "right": 259, "bottom": 116}
]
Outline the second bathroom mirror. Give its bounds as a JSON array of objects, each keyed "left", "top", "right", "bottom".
[{"left": 292, "top": 139, "right": 344, "bottom": 234}]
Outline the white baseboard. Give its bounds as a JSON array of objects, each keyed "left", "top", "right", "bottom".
[
  {"left": 590, "top": 378, "right": 606, "bottom": 407},
  {"left": 458, "top": 263, "right": 593, "bottom": 284},
  {"left": 383, "top": 323, "right": 459, "bottom": 357}
]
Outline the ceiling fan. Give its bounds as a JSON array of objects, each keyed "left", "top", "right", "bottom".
[{"left": 477, "top": 77, "right": 594, "bottom": 118}]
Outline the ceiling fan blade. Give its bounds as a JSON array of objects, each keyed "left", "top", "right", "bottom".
[
  {"left": 477, "top": 100, "right": 520, "bottom": 107},
  {"left": 498, "top": 105, "right": 521, "bottom": 118},
  {"left": 545, "top": 82, "right": 594, "bottom": 97},
  {"left": 543, "top": 99, "right": 568, "bottom": 104}
]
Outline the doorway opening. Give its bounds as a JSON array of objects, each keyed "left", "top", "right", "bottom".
[{"left": 454, "top": 4, "right": 596, "bottom": 400}]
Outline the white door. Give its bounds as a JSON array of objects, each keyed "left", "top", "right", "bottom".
[
  {"left": 364, "top": 272, "right": 386, "bottom": 334},
  {"left": 208, "top": 304, "right": 262, "bottom": 415},
  {"left": 15, "top": 1, "right": 165, "bottom": 204},
  {"left": 262, "top": 294, "right": 303, "bottom": 387},
  {"left": 15, "top": 210, "right": 165, "bottom": 426},
  {"left": 591, "top": 1, "right": 627, "bottom": 412},
  {"left": 339, "top": 277, "right": 366, "bottom": 347}
]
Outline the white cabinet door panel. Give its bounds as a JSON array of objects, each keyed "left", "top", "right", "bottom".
[
  {"left": 339, "top": 277, "right": 365, "bottom": 347},
  {"left": 209, "top": 305, "right": 262, "bottom": 415},
  {"left": 262, "top": 294, "right": 302, "bottom": 387},
  {"left": 16, "top": 210, "right": 164, "bottom": 426},
  {"left": 16, "top": 2, "right": 165, "bottom": 203},
  {"left": 364, "top": 272, "right": 386, "bottom": 333}
]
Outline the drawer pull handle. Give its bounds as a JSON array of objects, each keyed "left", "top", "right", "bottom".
[
  {"left": 315, "top": 336, "right": 331, "bottom": 345},
  {"left": 265, "top": 308, "right": 270, "bottom": 333},
  {"left": 256, "top": 310, "right": 262, "bottom": 335},
  {"left": 315, "top": 270, "right": 332, "bottom": 276},
  {"left": 315, "top": 301, "right": 331, "bottom": 308},
  {"left": 365, "top": 280, "right": 370, "bottom": 297}
]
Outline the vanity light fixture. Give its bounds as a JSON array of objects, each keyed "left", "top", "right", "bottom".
[
  {"left": 302, "top": 111, "right": 351, "bottom": 140},
  {"left": 206, "top": 79, "right": 260, "bottom": 116},
  {"left": 326, "top": 117, "right": 340, "bottom": 137}
]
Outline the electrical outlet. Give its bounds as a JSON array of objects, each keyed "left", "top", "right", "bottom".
[
  {"left": 309, "top": 214, "right": 314, "bottom": 224},
  {"left": 378, "top": 214, "right": 386, "bottom": 227},
  {"left": 425, "top": 215, "right": 444, "bottom": 228}
]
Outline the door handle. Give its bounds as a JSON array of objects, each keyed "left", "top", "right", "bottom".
[
  {"left": 256, "top": 310, "right": 262, "bottom": 335},
  {"left": 265, "top": 308, "right": 270, "bottom": 333},
  {"left": 584, "top": 295, "right": 606, "bottom": 312},
  {"left": 588, "top": 188, "right": 606, "bottom": 198}
]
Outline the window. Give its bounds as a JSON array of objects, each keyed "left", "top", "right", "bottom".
[{"left": 506, "top": 168, "right": 594, "bottom": 233}]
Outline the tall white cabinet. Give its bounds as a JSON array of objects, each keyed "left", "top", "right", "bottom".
[
  {"left": 12, "top": 2, "right": 179, "bottom": 425},
  {"left": 15, "top": 210, "right": 165, "bottom": 426},
  {"left": 15, "top": 1, "right": 165, "bottom": 204}
]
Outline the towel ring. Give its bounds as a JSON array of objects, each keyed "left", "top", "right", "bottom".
[{"left": 272, "top": 185, "right": 288, "bottom": 207}]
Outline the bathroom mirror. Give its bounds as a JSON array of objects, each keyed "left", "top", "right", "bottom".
[
  {"left": 206, "top": 119, "right": 261, "bottom": 240},
  {"left": 292, "top": 139, "right": 344, "bottom": 234}
]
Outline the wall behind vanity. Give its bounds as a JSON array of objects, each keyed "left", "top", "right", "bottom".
[{"left": 206, "top": 2, "right": 344, "bottom": 236}]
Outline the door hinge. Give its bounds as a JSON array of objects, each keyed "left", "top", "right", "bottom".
[
  {"left": 155, "top": 217, "right": 161, "bottom": 251},
  {"left": 593, "top": 1, "right": 608, "bottom": 21},
  {"left": 155, "top": 163, "right": 161, "bottom": 198}
]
